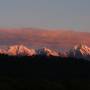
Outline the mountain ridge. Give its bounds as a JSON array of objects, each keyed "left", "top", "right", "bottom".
[{"left": 0, "top": 44, "right": 90, "bottom": 60}]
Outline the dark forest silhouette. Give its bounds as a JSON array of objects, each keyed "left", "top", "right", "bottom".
[{"left": 0, "top": 55, "right": 89, "bottom": 90}]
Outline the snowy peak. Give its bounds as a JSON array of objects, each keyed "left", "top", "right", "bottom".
[
  {"left": 68, "top": 44, "right": 90, "bottom": 60},
  {"left": 8, "top": 45, "right": 36, "bottom": 56},
  {"left": 73, "top": 44, "right": 90, "bottom": 55},
  {"left": 36, "top": 47, "right": 59, "bottom": 56},
  {"left": 74, "top": 44, "right": 89, "bottom": 50}
]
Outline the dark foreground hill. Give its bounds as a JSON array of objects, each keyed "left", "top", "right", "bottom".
[{"left": 0, "top": 55, "right": 90, "bottom": 90}]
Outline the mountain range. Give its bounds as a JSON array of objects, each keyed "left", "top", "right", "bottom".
[{"left": 0, "top": 44, "right": 90, "bottom": 60}]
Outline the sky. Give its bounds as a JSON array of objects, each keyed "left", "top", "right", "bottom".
[{"left": 0, "top": 0, "right": 90, "bottom": 31}]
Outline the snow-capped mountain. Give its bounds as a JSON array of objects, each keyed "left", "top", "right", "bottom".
[
  {"left": 0, "top": 44, "right": 89, "bottom": 60},
  {"left": 8, "top": 45, "right": 36, "bottom": 56},
  {"left": 68, "top": 44, "right": 90, "bottom": 60},
  {"left": 36, "top": 47, "right": 59, "bottom": 56}
]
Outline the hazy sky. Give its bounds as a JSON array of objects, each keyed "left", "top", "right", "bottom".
[{"left": 0, "top": 0, "right": 90, "bottom": 31}]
